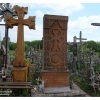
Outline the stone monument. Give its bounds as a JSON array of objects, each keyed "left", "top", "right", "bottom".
[
  {"left": 41, "top": 14, "right": 70, "bottom": 93},
  {"left": 6, "top": 5, "right": 35, "bottom": 82}
]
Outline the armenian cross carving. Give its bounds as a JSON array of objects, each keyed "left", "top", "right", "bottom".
[{"left": 6, "top": 5, "right": 35, "bottom": 67}]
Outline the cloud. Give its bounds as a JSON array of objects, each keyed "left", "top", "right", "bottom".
[
  {"left": 7, "top": 24, "right": 43, "bottom": 42},
  {"left": 11, "top": 3, "right": 84, "bottom": 15},
  {"left": 0, "top": 3, "right": 84, "bottom": 43},
  {"left": 42, "top": 3, "right": 84, "bottom": 15},
  {"left": 68, "top": 15, "right": 100, "bottom": 42},
  {"left": 67, "top": 33, "right": 74, "bottom": 42},
  {"left": 35, "top": 10, "right": 44, "bottom": 19}
]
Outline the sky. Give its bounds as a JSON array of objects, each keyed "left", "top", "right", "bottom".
[{"left": 1, "top": 1, "right": 100, "bottom": 43}]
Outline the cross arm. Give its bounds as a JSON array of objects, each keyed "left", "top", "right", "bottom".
[
  {"left": 76, "top": 38, "right": 87, "bottom": 40},
  {"left": 24, "top": 16, "right": 35, "bottom": 29},
  {"left": 6, "top": 14, "right": 18, "bottom": 28},
  {"left": 91, "top": 23, "right": 100, "bottom": 26}
]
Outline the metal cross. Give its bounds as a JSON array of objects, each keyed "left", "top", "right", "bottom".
[
  {"left": 0, "top": 3, "right": 17, "bottom": 68},
  {"left": 76, "top": 31, "right": 87, "bottom": 53}
]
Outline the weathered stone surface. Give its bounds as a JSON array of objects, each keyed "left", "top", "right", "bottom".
[
  {"left": 41, "top": 14, "right": 70, "bottom": 90},
  {"left": 41, "top": 71, "right": 70, "bottom": 88},
  {"left": 6, "top": 5, "right": 35, "bottom": 68},
  {"left": 43, "top": 14, "right": 68, "bottom": 71},
  {"left": 44, "top": 86, "right": 71, "bottom": 93},
  {"left": 31, "top": 83, "right": 87, "bottom": 97},
  {"left": 6, "top": 5, "right": 35, "bottom": 82}
]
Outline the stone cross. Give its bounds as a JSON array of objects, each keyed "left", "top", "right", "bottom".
[{"left": 6, "top": 5, "right": 35, "bottom": 67}]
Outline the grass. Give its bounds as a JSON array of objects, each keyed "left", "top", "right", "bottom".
[
  {"left": 9, "top": 90, "right": 31, "bottom": 97},
  {"left": 10, "top": 50, "right": 15, "bottom": 60},
  {"left": 9, "top": 49, "right": 100, "bottom": 96},
  {"left": 74, "top": 74, "right": 100, "bottom": 97}
]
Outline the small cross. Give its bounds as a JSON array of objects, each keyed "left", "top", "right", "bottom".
[{"left": 76, "top": 31, "right": 87, "bottom": 52}]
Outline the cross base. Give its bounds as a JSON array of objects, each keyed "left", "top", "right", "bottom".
[
  {"left": 13, "top": 67, "right": 27, "bottom": 82},
  {"left": 13, "top": 59, "right": 27, "bottom": 67},
  {"left": 44, "top": 86, "right": 71, "bottom": 93},
  {"left": 41, "top": 71, "right": 70, "bottom": 88}
]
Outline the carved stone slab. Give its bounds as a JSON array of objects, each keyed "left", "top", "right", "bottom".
[{"left": 43, "top": 14, "right": 68, "bottom": 71}]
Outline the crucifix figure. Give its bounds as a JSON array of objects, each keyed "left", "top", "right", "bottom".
[{"left": 6, "top": 5, "right": 35, "bottom": 67}]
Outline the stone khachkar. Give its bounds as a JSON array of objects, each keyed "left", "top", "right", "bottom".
[
  {"left": 6, "top": 5, "right": 35, "bottom": 82},
  {"left": 41, "top": 14, "right": 70, "bottom": 93}
]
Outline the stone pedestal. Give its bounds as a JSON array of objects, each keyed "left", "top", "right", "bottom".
[
  {"left": 13, "top": 67, "right": 27, "bottom": 82},
  {"left": 41, "top": 71, "right": 70, "bottom": 88}
]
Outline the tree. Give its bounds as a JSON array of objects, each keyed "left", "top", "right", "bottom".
[
  {"left": 9, "top": 42, "right": 16, "bottom": 50},
  {"left": 86, "top": 40, "right": 97, "bottom": 52},
  {"left": 24, "top": 43, "right": 29, "bottom": 51}
]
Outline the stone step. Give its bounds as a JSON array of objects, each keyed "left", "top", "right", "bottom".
[{"left": 44, "top": 86, "right": 71, "bottom": 94}]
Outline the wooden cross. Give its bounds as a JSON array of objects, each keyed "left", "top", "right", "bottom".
[
  {"left": 76, "top": 31, "right": 87, "bottom": 53},
  {"left": 6, "top": 5, "right": 35, "bottom": 67}
]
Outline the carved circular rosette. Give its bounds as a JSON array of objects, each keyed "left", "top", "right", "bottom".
[{"left": 49, "top": 52, "right": 61, "bottom": 66}]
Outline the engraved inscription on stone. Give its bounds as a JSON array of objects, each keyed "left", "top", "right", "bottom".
[{"left": 13, "top": 70, "right": 26, "bottom": 82}]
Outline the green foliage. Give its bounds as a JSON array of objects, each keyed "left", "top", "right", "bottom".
[
  {"left": 9, "top": 90, "right": 31, "bottom": 97},
  {"left": 68, "top": 40, "right": 100, "bottom": 54},
  {"left": 30, "top": 40, "right": 42, "bottom": 50},
  {"left": 9, "top": 40, "right": 43, "bottom": 51},
  {"left": 10, "top": 50, "right": 15, "bottom": 60},
  {"left": 24, "top": 43, "right": 28, "bottom": 51},
  {"left": 9, "top": 42, "right": 17, "bottom": 50},
  {"left": 68, "top": 45, "right": 72, "bottom": 52},
  {"left": 86, "top": 40, "right": 97, "bottom": 52},
  {"left": 74, "top": 75, "right": 100, "bottom": 96}
]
